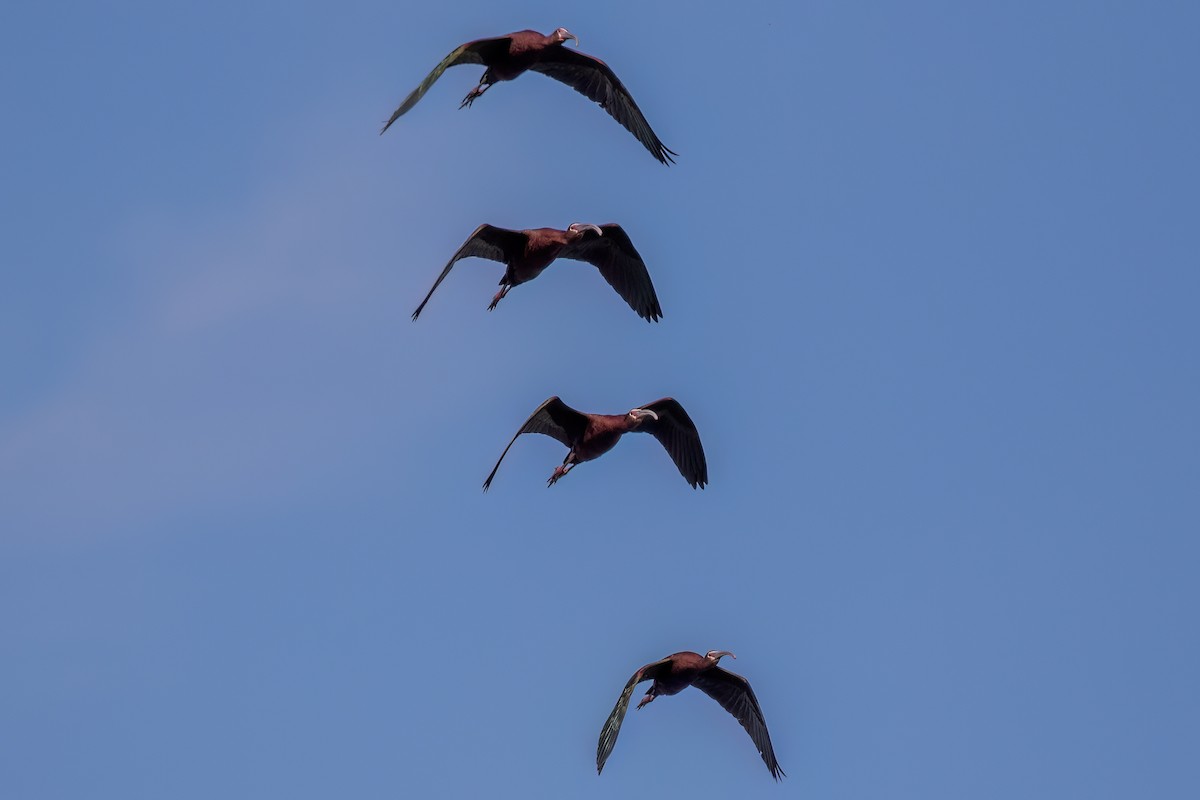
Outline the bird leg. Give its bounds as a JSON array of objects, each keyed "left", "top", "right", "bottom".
[
  {"left": 487, "top": 284, "right": 511, "bottom": 311},
  {"left": 547, "top": 461, "right": 575, "bottom": 487},
  {"left": 460, "top": 75, "right": 493, "bottom": 109},
  {"left": 636, "top": 691, "right": 657, "bottom": 710}
]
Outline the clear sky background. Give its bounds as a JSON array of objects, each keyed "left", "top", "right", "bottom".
[{"left": 3, "top": 1, "right": 1198, "bottom": 797}]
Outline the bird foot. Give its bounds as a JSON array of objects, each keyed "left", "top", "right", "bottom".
[
  {"left": 547, "top": 465, "right": 571, "bottom": 487},
  {"left": 488, "top": 286, "right": 509, "bottom": 311},
  {"left": 459, "top": 85, "right": 488, "bottom": 109},
  {"left": 636, "top": 693, "right": 655, "bottom": 710}
]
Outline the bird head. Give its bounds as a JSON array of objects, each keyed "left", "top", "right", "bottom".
[
  {"left": 552, "top": 28, "right": 579, "bottom": 47},
  {"left": 568, "top": 222, "right": 603, "bottom": 238},
  {"left": 627, "top": 407, "right": 659, "bottom": 427},
  {"left": 705, "top": 650, "right": 736, "bottom": 663}
]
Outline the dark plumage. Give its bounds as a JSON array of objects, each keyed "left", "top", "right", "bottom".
[
  {"left": 411, "top": 222, "right": 661, "bottom": 321},
  {"left": 381, "top": 28, "right": 676, "bottom": 164},
  {"left": 597, "top": 650, "right": 785, "bottom": 780},
  {"left": 483, "top": 396, "right": 706, "bottom": 491}
]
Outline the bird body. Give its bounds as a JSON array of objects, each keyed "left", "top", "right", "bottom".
[
  {"left": 477, "top": 30, "right": 556, "bottom": 82},
  {"left": 636, "top": 650, "right": 712, "bottom": 697},
  {"left": 569, "top": 414, "right": 639, "bottom": 463},
  {"left": 597, "top": 650, "right": 785, "bottom": 780},
  {"left": 411, "top": 223, "right": 662, "bottom": 321},
  {"left": 381, "top": 28, "right": 676, "bottom": 164},
  {"left": 505, "top": 226, "right": 588, "bottom": 285},
  {"left": 483, "top": 396, "right": 707, "bottom": 491}
]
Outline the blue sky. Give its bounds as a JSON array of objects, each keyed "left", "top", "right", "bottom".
[{"left": 3, "top": 1, "right": 1198, "bottom": 797}]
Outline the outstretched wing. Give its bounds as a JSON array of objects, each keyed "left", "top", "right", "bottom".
[
  {"left": 483, "top": 397, "right": 589, "bottom": 491},
  {"left": 692, "top": 666, "right": 785, "bottom": 780},
  {"left": 380, "top": 37, "right": 510, "bottom": 133},
  {"left": 558, "top": 224, "right": 662, "bottom": 322},
  {"left": 637, "top": 398, "right": 708, "bottom": 488},
  {"left": 412, "top": 224, "right": 527, "bottom": 320},
  {"left": 596, "top": 658, "right": 671, "bottom": 775},
  {"left": 529, "top": 48, "right": 676, "bottom": 165}
]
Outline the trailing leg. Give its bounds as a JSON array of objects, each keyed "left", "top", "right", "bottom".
[
  {"left": 460, "top": 74, "right": 493, "bottom": 109},
  {"left": 547, "top": 456, "right": 576, "bottom": 487},
  {"left": 487, "top": 284, "right": 511, "bottom": 311}
]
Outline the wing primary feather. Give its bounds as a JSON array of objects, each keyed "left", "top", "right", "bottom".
[
  {"left": 637, "top": 398, "right": 708, "bottom": 488},
  {"left": 412, "top": 224, "right": 522, "bottom": 320},
  {"left": 558, "top": 224, "right": 663, "bottom": 321},
  {"left": 529, "top": 50, "right": 676, "bottom": 164},
  {"left": 596, "top": 671, "right": 641, "bottom": 774},
  {"left": 382, "top": 43, "right": 474, "bottom": 133},
  {"left": 693, "top": 668, "right": 785, "bottom": 780},
  {"left": 482, "top": 397, "right": 583, "bottom": 491},
  {"left": 380, "top": 38, "right": 505, "bottom": 133}
]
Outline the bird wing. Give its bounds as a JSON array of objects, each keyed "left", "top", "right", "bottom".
[
  {"left": 558, "top": 224, "right": 663, "bottom": 322},
  {"left": 596, "top": 658, "right": 672, "bottom": 775},
  {"left": 692, "top": 666, "right": 785, "bottom": 780},
  {"left": 482, "top": 397, "right": 589, "bottom": 491},
  {"left": 636, "top": 398, "right": 708, "bottom": 488},
  {"left": 528, "top": 49, "right": 676, "bottom": 164},
  {"left": 412, "top": 224, "right": 527, "bottom": 320},
  {"left": 380, "top": 37, "right": 511, "bottom": 133}
]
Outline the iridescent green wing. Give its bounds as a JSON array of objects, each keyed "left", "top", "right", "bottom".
[
  {"left": 380, "top": 37, "right": 509, "bottom": 133},
  {"left": 596, "top": 658, "right": 670, "bottom": 775}
]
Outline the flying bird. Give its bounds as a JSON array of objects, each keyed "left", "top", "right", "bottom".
[
  {"left": 483, "top": 396, "right": 706, "bottom": 490},
  {"left": 597, "top": 650, "right": 785, "bottom": 780},
  {"left": 380, "top": 28, "right": 677, "bottom": 164},
  {"left": 411, "top": 223, "right": 662, "bottom": 322}
]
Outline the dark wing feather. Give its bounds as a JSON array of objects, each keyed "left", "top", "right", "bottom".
[
  {"left": 637, "top": 398, "right": 708, "bottom": 488},
  {"left": 528, "top": 49, "right": 676, "bottom": 164},
  {"left": 412, "top": 224, "right": 527, "bottom": 320},
  {"left": 483, "top": 397, "right": 588, "bottom": 491},
  {"left": 558, "top": 224, "right": 663, "bottom": 322},
  {"left": 692, "top": 666, "right": 785, "bottom": 780},
  {"left": 380, "top": 37, "right": 510, "bottom": 133},
  {"left": 596, "top": 658, "right": 672, "bottom": 775}
]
